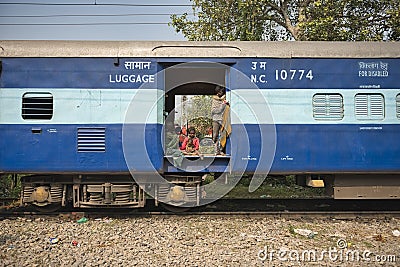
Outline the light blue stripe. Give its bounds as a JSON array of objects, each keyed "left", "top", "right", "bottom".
[
  {"left": 231, "top": 89, "right": 400, "bottom": 124},
  {"left": 2, "top": 88, "right": 399, "bottom": 125},
  {"left": 0, "top": 88, "right": 164, "bottom": 124}
]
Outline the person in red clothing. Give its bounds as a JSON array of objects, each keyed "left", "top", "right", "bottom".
[
  {"left": 181, "top": 125, "right": 187, "bottom": 136},
  {"left": 178, "top": 129, "right": 186, "bottom": 149},
  {"left": 181, "top": 128, "right": 201, "bottom": 156}
]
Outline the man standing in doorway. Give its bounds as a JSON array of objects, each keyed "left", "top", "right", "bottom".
[{"left": 211, "top": 85, "right": 229, "bottom": 155}]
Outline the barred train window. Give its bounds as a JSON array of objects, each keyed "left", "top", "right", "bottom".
[
  {"left": 355, "top": 93, "right": 384, "bottom": 120},
  {"left": 312, "top": 94, "right": 344, "bottom": 120},
  {"left": 396, "top": 94, "right": 400, "bottom": 119},
  {"left": 22, "top": 92, "right": 53, "bottom": 120}
]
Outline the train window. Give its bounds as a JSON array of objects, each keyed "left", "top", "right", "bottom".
[
  {"left": 312, "top": 94, "right": 344, "bottom": 120},
  {"left": 355, "top": 93, "right": 384, "bottom": 120},
  {"left": 22, "top": 92, "right": 53, "bottom": 120},
  {"left": 396, "top": 94, "right": 400, "bottom": 119}
]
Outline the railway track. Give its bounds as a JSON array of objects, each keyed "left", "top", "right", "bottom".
[
  {"left": 0, "top": 197, "right": 19, "bottom": 206},
  {"left": 1, "top": 198, "right": 400, "bottom": 219}
]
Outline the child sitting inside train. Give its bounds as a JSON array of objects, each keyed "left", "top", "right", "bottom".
[{"left": 180, "top": 128, "right": 201, "bottom": 157}]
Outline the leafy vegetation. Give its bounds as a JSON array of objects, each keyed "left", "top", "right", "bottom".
[
  {"left": 301, "top": 0, "right": 400, "bottom": 41},
  {"left": 204, "top": 174, "right": 326, "bottom": 198},
  {"left": 183, "top": 95, "right": 213, "bottom": 138},
  {"left": 0, "top": 174, "right": 21, "bottom": 198},
  {"left": 170, "top": 0, "right": 400, "bottom": 41}
]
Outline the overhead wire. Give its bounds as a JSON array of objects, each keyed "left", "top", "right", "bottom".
[
  {"left": 0, "top": 13, "right": 188, "bottom": 18},
  {"left": 0, "top": 3, "right": 192, "bottom": 7},
  {"left": 0, "top": 1, "right": 194, "bottom": 26},
  {"left": 0, "top": 22, "right": 169, "bottom": 25}
]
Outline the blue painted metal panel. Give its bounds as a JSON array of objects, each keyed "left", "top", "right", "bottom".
[
  {"left": 1, "top": 58, "right": 399, "bottom": 89},
  {"left": 233, "top": 58, "right": 398, "bottom": 89},
  {"left": 163, "top": 156, "right": 231, "bottom": 173},
  {"left": 1, "top": 58, "right": 158, "bottom": 89},
  {"left": 237, "top": 124, "right": 400, "bottom": 173},
  {"left": 0, "top": 123, "right": 162, "bottom": 173},
  {"left": 1, "top": 123, "right": 399, "bottom": 174}
]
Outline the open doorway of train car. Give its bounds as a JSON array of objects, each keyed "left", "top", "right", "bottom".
[
  {"left": 162, "top": 62, "right": 230, "bottom": 158},
  {"left": 159, "top": 62, "right": 231, "bottom": 210}
]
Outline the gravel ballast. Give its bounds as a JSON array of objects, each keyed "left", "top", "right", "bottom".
[{"left": 0, "top": 215, "right": 399, "bottom": 266}]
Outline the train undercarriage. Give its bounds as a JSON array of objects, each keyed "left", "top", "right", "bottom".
[
  {"left": 14, "top": 173, "right": 400, "bottom": 212},
  {"left": 19, "top": 174, "right": 204, "bottom": 211}
]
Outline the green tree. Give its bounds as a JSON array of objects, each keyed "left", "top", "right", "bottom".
[
  {"left": 301, "top": 0, "right": 400, "bottom": 41},
  {"left": 0, "top": 174, "right": 21, "bottom": 198},
  {"left": 170, "top": 0, "right": 400, "bottom": 41},
  {"left": 170, "top": 0, "right": 296, "bottom": 41},
  {"left": 185, "top": 95, "right": 212, "bottom": 138}
]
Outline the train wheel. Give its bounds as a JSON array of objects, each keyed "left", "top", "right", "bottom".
[
  {"left": 160, "top": 203, "right": 191, "bottom": 213},
  {"left": 34, "top": 203, "right": 62, "bottom": 213}
]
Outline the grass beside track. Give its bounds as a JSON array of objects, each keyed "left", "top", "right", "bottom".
[{"left": 204, "top": 175, "right": 326, "bottom": 199}]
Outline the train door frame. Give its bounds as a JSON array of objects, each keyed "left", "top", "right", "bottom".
[{"left": 160, "top": 61, "right": 232, "bottom": 158}]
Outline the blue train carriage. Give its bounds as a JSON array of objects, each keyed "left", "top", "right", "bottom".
[{"left": 0, "top": 41, "right": 399, "bottom": 211}]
